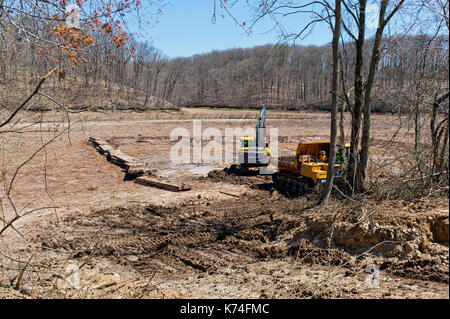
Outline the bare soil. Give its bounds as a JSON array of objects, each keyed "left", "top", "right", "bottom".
[{"left": 0, "top": 109, "right": 448, "bottom": 299}]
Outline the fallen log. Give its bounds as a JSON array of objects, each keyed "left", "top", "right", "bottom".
[
  {"left": 89, "top": 137, "right": 156, "bottom": 178},
  {"left": 135, "top": 176, "right": 191, "bottom": 192},
  {"left": 89, "top": 137, "right": 109, "bottom": 146},
  {"left": 127, "top": 162, "right": 153, "bottom": 175},
  {"left": 114, "top": 153, "right": 135, "bottom": 164},
  {"left": 98, "top": 144, "right": 114, "bottom": 153}
]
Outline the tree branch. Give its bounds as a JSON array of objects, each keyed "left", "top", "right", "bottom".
[{"left": 0, "top": 68, "right": 56, "bottom": 129}]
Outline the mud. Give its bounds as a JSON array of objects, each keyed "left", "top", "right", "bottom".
[
  {"left": 37, "top": 196, "right": 282, "bottom": 274},
  {"left": 381, "top": 257, "right": 449, "bottom": 283},
  {"left": 33, "top": 194, "right": 449, "bottom": 294},
  {"left": 203, "top": 167, "right": 273, "bottom": 189}
]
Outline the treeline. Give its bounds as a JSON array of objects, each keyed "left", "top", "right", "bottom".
[
  {"left": 0, "top": 23, "right": 448, "bottom": 113},
  {"left": 172, "top": 35, "right": 448, "bottom": 113}
]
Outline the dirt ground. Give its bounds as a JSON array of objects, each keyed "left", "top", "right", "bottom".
[{"left": 0, "top": 109, "right": 448, "bottom": 299}]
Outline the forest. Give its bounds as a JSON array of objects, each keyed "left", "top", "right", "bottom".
[{"left": 1, "top": 31, "right": 448, "bottom": 113}]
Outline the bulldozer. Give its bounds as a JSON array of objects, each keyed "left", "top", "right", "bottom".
[{"left": 272, "top": 141, "right": 349, "bottom": 193}]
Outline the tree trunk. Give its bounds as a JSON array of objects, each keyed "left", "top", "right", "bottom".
[
  {"left": 320, "top": 0, "right": 342, "bottom": 204},
  {"left": 346, "top": 0, "right": 366, "bottom": 193},
  {"left": 356, "top": 0, "right": 388, "bottom": 192}
]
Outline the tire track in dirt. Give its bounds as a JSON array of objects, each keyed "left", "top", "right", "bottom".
[
  {"left": 37, "top": 195, "right": 287, "bottom": 277},
  {"left": 34, "top": 193, "right": 449, "bottom": 285}
]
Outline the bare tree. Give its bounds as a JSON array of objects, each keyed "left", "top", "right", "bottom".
[
  {"left": 321, "top": 0, "right": 342, "bottom": 204},
  {"left": 341, "top": 0, "right": 405, "bottom": 193}
]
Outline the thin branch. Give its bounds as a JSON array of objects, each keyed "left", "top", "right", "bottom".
[
  {"left": 0, "top": 68, "right": 56, "bottom": 129},
  {"left": 5, "top": 120, "right": 80, "bottom": 197},
  {"left": 382, "top": 0, "right": 405, "bottom": 28}
]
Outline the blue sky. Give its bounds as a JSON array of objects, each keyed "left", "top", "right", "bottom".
[{"left": 135, "top": 1, "right": 334, "bottom": 58}]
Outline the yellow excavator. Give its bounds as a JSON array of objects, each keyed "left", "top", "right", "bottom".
[
  {"left": 273, "top": 141, "right": 350, "bottom": 193},
  {"left": 238, "top": 106, "right": 277, "bottom": 174}
]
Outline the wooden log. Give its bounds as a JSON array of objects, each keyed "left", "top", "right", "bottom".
[
  {"left": 99, "top": 145, "right": 114, "bottom": 153},
  {"left": 108, "top": 149, "right": 123, "bottom": 157},
  {"left": 127, "top": 162, "right": 153, "bottom": 175},
  {"left": 89, "top": 137, "right": 139, "bottom": 170},
  {"left": 89, "top": 137, "right": 100, "bottom": 144},
  {"left": 110, "top": 159, "right": 127, "bottom": 167},
  {"left": 89, "top": 137, "right": 109, "bottom": 146},
  {"left": 135, "top": 176, "right": 191, "bottom": 192},
  {"left": 89, "top": 138, "right": 99, "bottom": 147},
  {"left": 115, "top": 154, "right": 136, "bottom": 164}
]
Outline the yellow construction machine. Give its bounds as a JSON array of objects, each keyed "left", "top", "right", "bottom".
[
  {"left": 273, "top": 141, "right": 350, "bottom": 193},
  {"left": 237, "top": 106, "right": 277, "bottom": 174}
]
